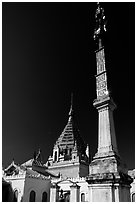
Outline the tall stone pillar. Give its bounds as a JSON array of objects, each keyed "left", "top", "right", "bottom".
[
  {"left": 50, "top": 183, "right": 60, "bottom": 202},
  {"left": 70, "top": 183, "right": 80, "bottom": 202},
  {"left": 87, "top": 3, "right": 133, "bottom": 202}
]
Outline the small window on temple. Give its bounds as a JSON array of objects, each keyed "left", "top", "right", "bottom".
[
  {"left": 132, "top": 193, "right": 135, "bottom": 202},
  {"left": 13, "top": 189, "right": 18, "bottom": 202},
  {"left": 42, "top": 191, "right": 47, "bottom": 202},
  {"left": 54, "top": 151, "right": 57, "bottom": 161},
  {"left": 81, "top": 193, "right": 85, "bottom": 202},
  {"left": 29, "top": 190, "right": 36, "bottom": 202}
]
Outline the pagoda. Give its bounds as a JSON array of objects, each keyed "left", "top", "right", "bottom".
[
  {"left": 86, "top": 3, "right": 132, "bottom": 202},
  {"left": 46, "top": 94, "right": 89, "bottom": 178}
]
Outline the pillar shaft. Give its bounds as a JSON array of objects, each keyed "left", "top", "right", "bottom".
[
  {"left": 98, "top": 104, "right": 117, "bottom": 155},
  {"left": 93, "top": 98, "right": 118, "bottom": 159},
  {"left": 70, "top": 184, "right": 80, "bottom": 202},
  {"left": 50, "top": 184, "right": 60, "bottom": 202}
]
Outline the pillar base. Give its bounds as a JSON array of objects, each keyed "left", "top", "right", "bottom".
[{"left": 87, "top": 172, "right": 132, "bottom": 202}]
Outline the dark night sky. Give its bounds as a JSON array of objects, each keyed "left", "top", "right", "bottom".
[{"left": 2, "top": 2, "right": 135, "bottom": 170}]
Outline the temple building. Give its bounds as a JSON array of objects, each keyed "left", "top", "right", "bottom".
[{"left": 2, "top": 3, "right": 134, "bottom": 202}]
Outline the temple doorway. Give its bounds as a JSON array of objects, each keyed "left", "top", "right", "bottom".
[{"left": 58, "top": 189, "right": 70, "bottom": 202}]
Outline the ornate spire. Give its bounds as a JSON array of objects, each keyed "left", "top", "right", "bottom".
[
  {"left": 33, "top": 149, "right": 43, "bottom": 166},
  {"left": 50, "top": 93, "right": 87, "bottom": 162}
]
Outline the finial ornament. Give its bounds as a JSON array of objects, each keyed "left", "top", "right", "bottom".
[
  {"left": 74, "top": 140, "right": 77, "bottom": 151},
  {"left": 86, "top": 144, "right": 89, "bottom": 157},
  {"left": 12, "top": 158, "right": 15, "bottom": 165},
  {"left": 93, "top": 2, "right": 107, "bottom": 43},
  {"left": 69, "top": 92, "right": 74, "bottom": 117},
  {"left": 36, "top": 148, "right": 41, "bottom": 159}
]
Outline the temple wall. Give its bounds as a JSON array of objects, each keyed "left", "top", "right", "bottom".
[
  {"left": 4, "top": 174, "right": 25, "bottom": 202},
  {"left": 23, "top": 176, "right": 51, "bottom": 202},
  {"left": 79, "top": 163, "right": 89, "bottom": 177},
  {"left": 48, "top": 163, "right": 80, "bottom": 178}
]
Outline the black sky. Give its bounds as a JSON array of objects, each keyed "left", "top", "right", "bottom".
[{"left": 2, "top": 2, "right": 135, "bottom": 170}]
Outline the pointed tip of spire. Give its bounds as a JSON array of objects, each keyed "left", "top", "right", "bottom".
[
  {"left": 71, "top": 92, "right": 73, "bottom": 102},
  {"left": 12, "top": 158, "right": 15, "bottom": 165},
  {"left": 37, "top": 148, "right": 41, "bottom": 157},
  {"left": 69, "top": 92, "right": 74, "bottom": 117}
]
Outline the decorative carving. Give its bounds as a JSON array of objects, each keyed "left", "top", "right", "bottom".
[
  {"left": 96, "top": 48, "right": 106, "bottom": 74},
  {"left": 95, "top": 48, "right": 108, "bottom": 98},
  {"left": 93, "top": 3, "right": 107, "bottom": 41}
]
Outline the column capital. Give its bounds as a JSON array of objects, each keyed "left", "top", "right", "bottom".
[{"left": 51, "top": 183, "right": 60, "bottom": 189}]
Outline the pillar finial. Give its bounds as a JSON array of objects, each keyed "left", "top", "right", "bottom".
[{"left": 94, "top": 2, "right": 107, "bottom": 49}]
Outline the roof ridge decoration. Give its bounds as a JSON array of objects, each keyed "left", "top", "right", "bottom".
[
  {"left": 33, "top": 149, "right": 43, "bottom": 166},
  {"left": 4, "top": 159, "right": 17, "bottom": 172}
]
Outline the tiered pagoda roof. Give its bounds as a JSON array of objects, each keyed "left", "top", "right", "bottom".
[{"left": 55, "top": 94, "right": 86, "bottom": 154}]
